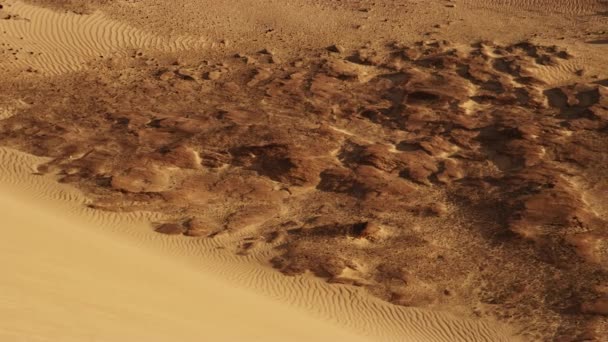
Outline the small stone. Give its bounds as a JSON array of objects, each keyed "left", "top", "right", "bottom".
[
  {"left": 353, "top": 222, "right": 382, "bottom": 239},
  {"left": 246, "top": 68, "right": 272, "bottom": 87},
  {"left": 205, "top": 71, "right": 221, "bottom": 80},
  {"left": 155, "top": 223, "right": 185, "bottom": 235},
  {"left": 327, "top": 44, "right": 345, "bottom": 54},
  {"left": 581, "top": 298, "right": 608, "bottom": 315},
  {"left": 428, "top": 202, "right": 448, "bottom": 217},
  {"left": 158, "top": 70, "right": 174, "bottom": 81},
  {"left": 259, "top": 48, "right": 274, "bottom": 55},
  {"left": 111, "top": 167, "right": 170, "bottom": 193},
  {"left": 235, "top": 53, "right": 256, "bottom": 65},
  {"left": 183, "top": 217, "right": 214, "bottom": 237}
]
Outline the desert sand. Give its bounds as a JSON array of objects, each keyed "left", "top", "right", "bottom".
[
  {"left": 0, "top": 0, "right": 607, "bottom": 341},
  {"left": 0, "top": 149, "right": 371, "bottom": 342},
  {"left": 0, "top": 150, "right": 516, "bottom": 342}
]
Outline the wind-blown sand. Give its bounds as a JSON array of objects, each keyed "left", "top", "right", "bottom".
[
  {"left": 0, "top": 149, "right": 372, "bottom": 342},
  {"left": 1, "top": 0, "right": 607, "bottom": 340},
  {"left": 0, "top": 1, "right": 206, "bottom": 75},
  {"left": 0, "top": 147, "right": 517, "bottom": 341}
]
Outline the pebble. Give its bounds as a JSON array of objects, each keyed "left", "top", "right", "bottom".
[
  {"left": 154, "top": 223, "right": 185, "bottom": 235},
  {"left": 327, "top": 44, "right": 345, "bottom": 54},
  {"left": 205, "top": 70, "right": 221, "bottom": 80}
]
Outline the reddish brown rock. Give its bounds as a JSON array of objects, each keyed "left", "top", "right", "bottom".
[
  {"left": 247, "top": 68, "right": 272, "bottom": 87},
  {"left": 154, "top": 223, "right": 185, "bottom": 235},
  {"left": 1, "top": 40, "right": 606, "bottom": 341},
  {"left": 111, "top": 166, "right": 170, "bottom": 193},
  {"left": 581, "top": 298, "right": 608, "bottom": 316},
  {"left": 155, "top": 145, "right": 201, "bottom": 169},
  {"left": 436, "top": 159, "right": 464, "bottom": 184},
  {"left": 351, "top": 221, "right": 382, "bottom": 240},
  {"left": 183, "top": 217, "right": 215, "bottom": 237},
  {"left": 397, "top": 151, "right": 438, "bottom": 185},
  {"left": 359, "top": 144, "right": 399, "bottom": 172}
]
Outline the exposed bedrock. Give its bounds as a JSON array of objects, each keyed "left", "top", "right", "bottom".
[{"left": 1, "top": 40, "right": 607, "bottom": 340}]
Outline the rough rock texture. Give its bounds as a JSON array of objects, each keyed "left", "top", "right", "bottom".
[{"left": 1, "top": 41, "right": 607, "bottom": 340}]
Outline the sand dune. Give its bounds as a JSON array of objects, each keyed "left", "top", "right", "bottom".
[
  {"left": 1, "top": 0, "right": 607, "bottom": 340},
  {"left": 0, "top": 147, "right": 518, "bottom": 341},
  {"left": 0, "top": 1, "right": 206, "bottom": 75},
  {"left": 0, "top": 148, "right": 372, "bottom": 342}
]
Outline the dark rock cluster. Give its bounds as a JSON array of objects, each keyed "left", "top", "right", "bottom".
[{"left": 1, "top": 40, "right": 607, "bottom": 340}]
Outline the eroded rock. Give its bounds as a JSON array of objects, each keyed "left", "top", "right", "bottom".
[{"left": 1, "top": 40, "right": 606, "bottom": 341}]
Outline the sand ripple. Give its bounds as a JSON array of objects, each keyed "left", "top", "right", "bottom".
[
  {"left": 0, "top": 146, "right": 517, "bottom": 341},
  {"left": 0, "top": 1, "right": 207, "bottom": 75}
]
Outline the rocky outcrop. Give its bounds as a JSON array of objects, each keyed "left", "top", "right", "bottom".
[{"left": 1, "top": 40, "right": 607, "bottom": 340}]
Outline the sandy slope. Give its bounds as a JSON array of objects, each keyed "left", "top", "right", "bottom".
[
  {"left": 0, "top": 148, "right": 517, "bottom": 342},
  {"left": 0, "top": 148, "right": 370, "bottom": 342},
  {"left": 0, "top": 2, "right": 522, "bottom": 338},
  {"left": 1, "top": 0, "right": 605, "bottom": 340}
]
